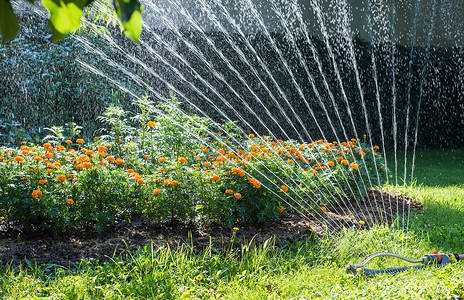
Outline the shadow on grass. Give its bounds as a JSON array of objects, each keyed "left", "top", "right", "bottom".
[
  {"left": 408, "top": 197, "right": 464, "bottom": 253},
  {"left": 387, "top": 149, "right": 464, "bottom": 187}
]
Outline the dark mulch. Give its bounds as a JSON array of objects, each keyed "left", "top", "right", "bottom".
[{"left": 0, "top": 190, "right": 422, "bottom": 268}]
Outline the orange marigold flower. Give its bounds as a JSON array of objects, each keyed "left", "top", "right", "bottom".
[
  {"left": 153, "top": 188, "right": 161, "bottom": 195},
  {"left": 249, "top": 134, "right": 255, "bottom": 138},
  {"left": 164, "top": 179, "right": 171, "bottom": 186},
  {"left": 350, "top": 163, "right": 358, "bottom": 170},
  {"left": 171, "top": 180, "right": 179, "bottom": 185},
  {"left": 210, "top": 174, "right": 220, "bottom": 181},
  {"left": 38, "top": 179, "right": 47, "bottom": 185},
  {"left": 281, "top": 185, "right": 289, "bottom": 192},
  {"left": 31, "top": 190, "right": 43, "bottom": 198},
  {"left": 43, "top": 143, "right": 52, "bottom": 148},
  {"left": 98, "top": 146, "right": 106, "bottom": 152},
  {"left": 57, "top": 174, "right": 66, "bottom": 181},
  {"left": 341, "top": 159, "right": 349, "bottom": 165},
  {"left": 337, "top": 156, "right": 344, "bottom": 162},
  {"left": 66, "top": 198, "right": 74, "bottom": 204},
  {"left": 46, "top": 168, "right": 53, "bottom": 174},
  {"left": 76, "top": 139, "right": 84, "bottom": 144},
  {"left": 75, "top": 164, "right": 84, "bottom": 170},
  {"left": 327, "top": 161, "right": 335, "bottom": 167},
  {"left": 34, "top": 156, "right": 42, "bottom": 162},
  {"left": 359, "top": 151, "right": 366, "bottom": 158},
  {"left": 178, "top": 157, "right": 187, "bottom": 163},
  {"left": 217, "top": 131, "right": 222, "bottom": 135},
  {"left": 127, "top": 169, "right": 135, "bottom": 173},
  {"left": 83, "top": 162, "right": 92, "bottom": 169},
  {"left": 115, "top": 158, "right": 124, "bottom": 165},
  {"left": 137, "top": 178, "right": 144, "bottom": 184},
  {"left": 159, "top": 157, "right": 166, "bottom": 163},
  {"left": 147, "top": 121, "right": 156, "bottom": 128},
  {"left": 218, "top": 149, "right": 225, "bottom": 155},
  {"left": 106, "top": 156, "right": 115, "bottom": 163},
  {"left": 44, "top": 152, "right": 53, "bottom": 159},
  {"left": 14, "top": 156, "right": 25, "bottom": 163},
  {"left": 65, "top": 140, "right": 72, "bottom": 144},
  {"left": 225, "top": 189, "right": 233, "bottom": 194},
  {"left": 143, "top": 155, "right": 150, "bottom": 159},
  {"left": 234, "top": 193, "right": 242, "bottom": 199},
  {"left": 203, "top": 148, "right": 210, "bottom": 153},
  {"left": 373, "top": 145, "right": 380, "bottom": 150},
  {"left": 321, "top": 206, "right": 327, "bottom": 212}
]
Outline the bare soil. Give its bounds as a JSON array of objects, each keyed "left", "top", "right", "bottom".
[{"left": 0, "top": 190, "right": 422, "bottom": 268}]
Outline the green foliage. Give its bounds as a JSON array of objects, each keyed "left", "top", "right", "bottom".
[
  {"left": 0, "top": 0, "right": 143, "bottom": 43},
  {"left": 0, "top": 97, "right": 387, "bottom": 233}
]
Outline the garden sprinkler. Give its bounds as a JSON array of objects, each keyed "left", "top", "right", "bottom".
[{"left": 346, "top": 252, "right": 464, "bottom": 276}]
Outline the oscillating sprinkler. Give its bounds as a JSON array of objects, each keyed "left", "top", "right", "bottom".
[{"left": 347, "top": 252, "right": 464, "bottom": 276}]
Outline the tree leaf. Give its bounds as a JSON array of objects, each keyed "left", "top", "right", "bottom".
[
  {"left": 122, "top": 9, "right": 141, "bottom": 41},
  {"left": 0, "top": 0, "right": 19, "bottom": 42},
  {"left": 42, "top": 0, "right": 84, "bottom": 36},
  {"left": 113, "top": 0, "right": 143, "bottom": 41}
]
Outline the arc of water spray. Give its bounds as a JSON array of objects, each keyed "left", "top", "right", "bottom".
[{"left": 142, "top": 0, "right": 365, "bottom": 219}]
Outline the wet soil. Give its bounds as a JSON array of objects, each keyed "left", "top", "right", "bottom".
[{"left": 0, "top": 190, "right": 422, "bottom": 268}]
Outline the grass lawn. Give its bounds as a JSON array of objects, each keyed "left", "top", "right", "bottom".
[{"left": 1, "top": 150, "right": 463, "bottom": 299}]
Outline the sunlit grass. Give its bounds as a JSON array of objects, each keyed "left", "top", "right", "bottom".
[{"left": 1, "top": 149, "right": 463, "bottom": 299}]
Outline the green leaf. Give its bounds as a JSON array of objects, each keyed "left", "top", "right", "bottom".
[
  {"left": 42, "top": 0, "right": 85, "bottom": 39},
  {"left": 122, "top": 9, "right": 142, "bottom": 41},
  {"left": 0, "top": 0, "right": 19, "bottom": 42},
  {"left": 113, "top": 0, "right": 143, "bottom": 41}
]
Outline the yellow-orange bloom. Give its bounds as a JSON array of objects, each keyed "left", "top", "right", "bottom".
[
  {"left": 31, "top": 190, "right": 43, "bottom": 198},
  {"left": 66, "top": 198, "right": 74, "bottom": 204},
  {"left": 38, "top": 179, "right": 47, "bottom": 185},
  {"left": 83, "top": 162, "right": 92, "bottom": 169},
  {"left": 76, "top": 164, "right": 84, "bottom": 170},
  {"left": 321, "top": 206, "right": 327, "bottom": 212},
  {"left": 43, "top": 143, "right": 52, "bottom": 148},
  {"left": 115, "top": 158, "right": 124, "bottom": 165},
  {"left": 164, "top": 179, "right": 171, "bottom": 186},
  {"left": 98, "top": 146, "right": 106, "bottom": 152},
  {"left": 327, "top": 161, "right": 335, "bottom": 167},
  {"left": 14, "top": 156, "right": 25, "bottom": 163},
  {"left": 203, "top": 162, "right": 211, "bottom": 168},
  {"left": 127, "top": 169, "right": 135, "bottom": 173},
  {"left": 171, "top": 180, "right": 179, "bottom": 185},
  {"left": 153, "top": 188, "right": 161, "bottom": 195},
  {"left": 159, "top": 157, "right": 166, "bottom": 163},
  {"left": 203, "top": 148, "right": 209, "bottom": 153},
  {"left": 234, "top": 193, "right": 242, "bottom": 199},
  {"left": 34, "top": 156, "right": 42, "bottom": 162},
  {"left": 143, "top": 155, "right": 150, "bottom": 159},
  {"left": 210, "top": 174, "right": 220, "bottom": 181},
  {"left": 178, "top": 157, "right": 187, "bottom": 163},
  {"left": 147, "top": 121, "right": 156, "bottom": 128},
  {"left": 76, "top": 139, "right": 84, "bottom": 144},
  {"left": 341, "top": 159, "right": 349, "bottom": 165},
  {"left": 225, "top": 189, "right": 233, "bottom": 194},
  {"left": 249, "top": 134, "right": 255, "bottom": 138},
  {"left": 281, "top": 185, "right": 289, "bottom": 192},
  {"left": 350, "top": 163, "right": 358, "bottom": 170},
  {"left": 45, "top": 152, "right": 53, "bottom": 159},
  {"left": 277, "top": 206, "right": 285, "bottom": 213},
  {"left": 57, "top": 174, "right": 66, "bottom": 181},
  {"left": 65, "top": 140, "right": 72, "bottom": 144},
  {"left": 137, "top": 178, "right": 144, "bottom": 184},
  {"left": 106, "top": 156, "right": 115, "bottom": 163}
]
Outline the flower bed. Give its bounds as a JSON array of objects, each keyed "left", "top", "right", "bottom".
[{"left": 0, "top": 98, "right": 387, "bottom": 233}]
